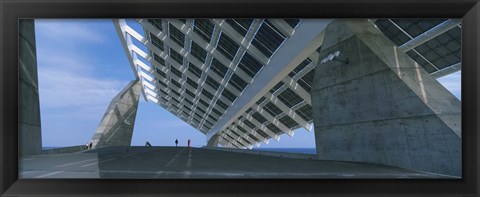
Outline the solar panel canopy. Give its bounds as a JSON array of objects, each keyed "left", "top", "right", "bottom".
[{"left": 115, "top": 18, "right": 461, "bottom": 149}]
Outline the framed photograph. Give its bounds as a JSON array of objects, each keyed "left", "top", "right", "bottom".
[{"left": 1, "top": 0, "right": 479, "bottom": 196}]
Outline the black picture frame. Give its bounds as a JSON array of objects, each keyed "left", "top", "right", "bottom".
[{"left": 1, "top": 0, "right": 479, "bottom": 196}]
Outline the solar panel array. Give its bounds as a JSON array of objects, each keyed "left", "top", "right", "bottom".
[
  {"left": 117, "top": 18, "right": 461, "bottom": 149},
  {"left": 374, "top": 19, "right": 461, "bottom": 74}
]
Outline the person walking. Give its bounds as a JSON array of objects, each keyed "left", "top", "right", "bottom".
[
  {"left": 187, "top": 139, "right": 191, "bottom": 148},
  {"left": 175, "top": 139, "right": 178, "bottom": 147}
]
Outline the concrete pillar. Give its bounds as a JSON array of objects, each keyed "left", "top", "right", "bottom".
[
  {"left": 90, "top": 80, "right": 142, "bottom": 149},
  {"left": 311, "top": 19, "right": 461, "bottom": 176},
  {"left": 207, "top": 134, "right": 220, "bottom": 147},
  {"left": 19, "top": 19, "right": 43, "bottom": 157}
]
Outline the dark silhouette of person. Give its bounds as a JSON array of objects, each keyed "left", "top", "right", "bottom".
[
  {"left": 175, "top": 139, "right": 178, "bottom": 147},
  {"left": 188, "top": 139, "right": 191, "bottom": 148},
  {"left": 89, "top": 142, "right": 92, "bottom": 149}
]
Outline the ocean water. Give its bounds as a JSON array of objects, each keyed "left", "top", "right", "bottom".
[{"left": 253, "top": 148, "right": 316, "bottom": 154}]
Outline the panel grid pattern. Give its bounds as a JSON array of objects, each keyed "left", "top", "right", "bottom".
[
  {"left": 116, "top": 18, "right": 459, "bottom": 148},
  {"left": 135, "top": 19, "right": 282, "bottom": 134},
  {"left": 374, "top": 19, "right": 461, "bottom": 74}
]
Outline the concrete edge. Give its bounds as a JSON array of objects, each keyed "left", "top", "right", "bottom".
[
  {"left": 203, "top": 146, "right": 317, "bottom": 160},
  {"left": 41, "top": 145, "right": 87, "bottom": 155}
]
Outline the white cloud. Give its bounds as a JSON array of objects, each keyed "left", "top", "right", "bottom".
[
  {"left": 34, "top": 20, "right": 137, "bottom": 147},
  {"left": 38, "top": 67, "right": 126, "bottom": 108},
  {"left": 37, "top": 63, "right": 128, "bottom": 146},
  {"left": 37, "top": 50, "right": 94, "bottom": 73},
  {"left": 35, "top": 19, "right": 105, "bottom": 44},
  {"left": 35, "top": 20, "right": 129, "bottom": 109}
]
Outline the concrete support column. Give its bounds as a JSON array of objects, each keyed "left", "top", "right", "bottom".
[
  {"left": 19, "top": 19, "right": 42, "bottom": 157},
  {"left": 90, "top": 80, "right": 142, "bottom": 149},
  {"left": 311, "top": 19, "right": 461, "bottom": 176},
  {"left": 207, "top": 134, "right": 220, "bottom": 147}
]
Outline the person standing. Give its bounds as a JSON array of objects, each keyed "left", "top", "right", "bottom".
[
  {"left": 187, "top": 139, "right": 191, "bottom": 148},
  {"left": 175, "top": 139, "right": 178, "bottom": 147}
]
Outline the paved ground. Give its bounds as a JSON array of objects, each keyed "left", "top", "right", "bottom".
[{"left": 19, "top": 146, "right": 458, "bottom": 179}]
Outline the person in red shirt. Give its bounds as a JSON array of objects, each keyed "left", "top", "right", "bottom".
[{"left": 187, "top": 139, "right": 191, "bottom": 148}]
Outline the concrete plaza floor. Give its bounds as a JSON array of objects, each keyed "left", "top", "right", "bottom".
[{"left": 19, "top": 146, "right": 458, "bottom": 179}]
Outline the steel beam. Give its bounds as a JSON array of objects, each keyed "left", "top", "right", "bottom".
[
  {"left": 244, "top": 113, "right": 280, "bottom": 141},
  {"left": 282, "top": 76, "right": 311, "bottom": 105},
  {"left": 267, "top": 19, "right": 295, "bottom": 37},
  {"left": 236, "top": 119, "right": 269, "bottom": 144},
  {"left": 252, "top": 104, "right": 293, "bottom": 137},
  {"left": 399, "top": 19, "right": 461, "bottom": 52},
  {"left": 207, "top": 19, "right": 332, "bottom": 142},
  {"left": 264, "top": 92, "right": 311, "bottom": 131},
  {"left": 431, "top": 62, "right": 462, "bottom": 78},
  {"left": 212, "top": 19, "right": 269, "bottom": 65},
  {"left": 114, "top": 19, "right": 150, "bottom": 102}
]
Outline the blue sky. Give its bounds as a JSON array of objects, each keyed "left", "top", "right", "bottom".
[{"left": 34, "top": 19, "right": 461, "bottom": 148}]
